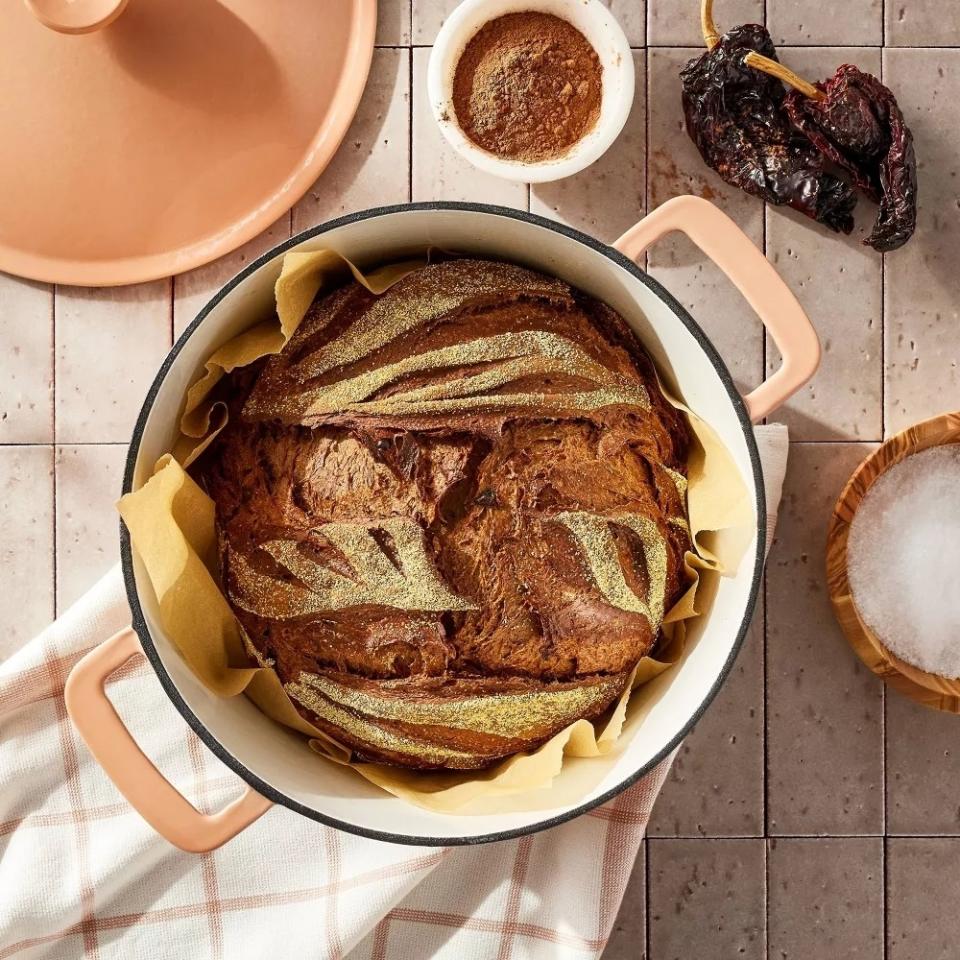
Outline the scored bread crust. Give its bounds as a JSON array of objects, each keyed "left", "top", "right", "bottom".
[{"left": 192, "top": 259, "right": 692, "bottom": 770}]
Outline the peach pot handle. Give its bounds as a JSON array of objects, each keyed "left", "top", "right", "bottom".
[
  {"left": 64, "top": 627, "right": 272, "bottom": 853},
  {"left": 613, "top": 195, "right": 820, "bottom": 422}
]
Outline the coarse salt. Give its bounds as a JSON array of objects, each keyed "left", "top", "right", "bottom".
[{"left": 847, "top": 444, "right": 960, "bottom": 678}]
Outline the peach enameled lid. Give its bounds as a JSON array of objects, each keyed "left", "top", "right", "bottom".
[{"left": 1, "top": 0, "right": 377, "bottom": 286}]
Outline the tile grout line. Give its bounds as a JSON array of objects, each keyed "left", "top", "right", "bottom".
[
  {"left": 761, "top": 14, "right": 770, "bottom": 922},
  {"left": 782, "top": 438, "right": 884, "bottom": 444},
  {"left": 760, "top": 21, "right": 771, "bottom": 960},
  {"left": 642, "top": 30, "right": 651, "bottom": 957},
  {"left": 408, "top": 38, "right": 414, "bottom": 203},
  {"left": 764, "top": 835, "right": 771, "bottom": 957},
  {"left": 410, "top": 0, "right": 414, "bottom": 201},
  {"left": 883, "top": 836, "right": 889, "bottom": 960},
  {"left": 372, "top": 43, "right": 960, "bottom": 50},
  {"left": 880, "top": 40, "right": 888, "bottom": 438},
  {"left": 878, "top": 43, "right": 887, "bottom": 429},
  {"left": 646, "top": 832, "right": 960, "bottom": 840},
  {"left": 879, "top": 29, "right": 888, "bottom": 960},
  {"left": 643, "top": 834, "right": 650, "bottom": 960},
  {"left": 51, "top": 283, "right": 58, "bottom": 619},
  {"left": 643, "top": 42, "right": 650, "bottom": 270},
  {"left": 0, "top": 441, "right": 134, "bottom": 448},
  {"left": 763, "top": 559, "right": 770, "bottom": 837},
  {"left": 644, "top": 30, "right": 651, "bottom": 951}
]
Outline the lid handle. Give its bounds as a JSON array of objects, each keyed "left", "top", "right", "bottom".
[{"left": 24, "top": 0, "right": 129, "bottom": 34}]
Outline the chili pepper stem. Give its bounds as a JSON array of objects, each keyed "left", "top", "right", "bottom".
[
  {"left": 699, "top": 0, "right": 826, "bottom": 101},
  {"left": 700, "top": 0, "right": 720, "bottom": 48},
  {"left": 744, "top": 52, "right": 826, "bottom": 101}
]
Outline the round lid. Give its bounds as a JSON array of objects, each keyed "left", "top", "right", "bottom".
[{"left": 1, "top": 0, "right": 376, "bottom": 285}]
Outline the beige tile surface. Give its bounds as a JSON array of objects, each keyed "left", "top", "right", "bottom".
[
  {"left": 376, "top": 0, "right": 410, "bottom": 46},
  {"left": 530, "top": 50, "right": 646, "bottom": 239},
  {"left": 883, "top": 48, "right": 960, "bottom": 435},
  {"left": 648, "top": 601, "right": 764, "bottom": 838},
  {"left": 648, "top": 0, "right": 762, "bottom": 46},
  {"left": 647, "top": 48, "right": 764, "bottom": 394},
  {"left": 887, "top": 693, "right": 960, "bottom": 835},
  {"left": 886, "top": 0, "right": 960, "bottom": 45},
  {"left": 411, "top": 0, "right": 455, "bottom": 45},
  {"left": 768, "top": 0, "right": 882, "bottom": 45},
  {"left": 887, "top": 839, "right": 960, "bottom": 958},
  {"left": 293, "top": 48, "right": 411, "bottom": 230},
  {"left": 0, "top": 276, "right": 53, "bottom": 444},
  {"left": 604, "top": 0, "right": 646, "bottom": 48},
  {"left": 0, "top": 446, "right": 53, "bottom": 661},
  {"left": 412, "top": 0, "right": 646, "bottom": 47},
  {"left": 764, "top": 48, "right": 883, "bottom": 442},
  {"left": 54, "top": 444, "right": 126, "bottom": 613},
  {"left": 647, "top": 839, "right": 765, "bottom": 958},
  {"left": 766, "top": 443, "right": 884, "bottom": 836},
  {"left": 765, "top": 206, "right": 883, "bottom": 440},
  {"left": 767, "top": 838, "right": 884, "bottom": 958},
  {"left": 55, "top": 282, "right": 172, "bottom": 444}
]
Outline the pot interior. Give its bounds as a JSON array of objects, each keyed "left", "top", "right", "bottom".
[{"left": 126, "top": 206, "right": 762, "bottom": 842}]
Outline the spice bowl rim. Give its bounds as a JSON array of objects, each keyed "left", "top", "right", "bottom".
[
  {"left": 826, "top": 410, "right": 960, "bottom": 712},
  {"left": 426, "top": 0, "right": 635, "bottom": 184}
]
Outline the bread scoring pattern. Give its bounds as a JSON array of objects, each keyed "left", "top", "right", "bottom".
[{"left": 193, "top": 258, "right": 692, "bottom": 769}]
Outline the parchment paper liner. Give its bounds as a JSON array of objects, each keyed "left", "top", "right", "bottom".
[{"left": 119, "top": 248, "right": 752, "bottom": 814}]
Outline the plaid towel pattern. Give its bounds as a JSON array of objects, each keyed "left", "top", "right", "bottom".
[{"left": 0, "top": 426, "right": 786, "bottom": 959}]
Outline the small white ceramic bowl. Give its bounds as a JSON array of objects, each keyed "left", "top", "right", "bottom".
[{"left": 427, "top": 0, "right": 635, "bottom": 183}]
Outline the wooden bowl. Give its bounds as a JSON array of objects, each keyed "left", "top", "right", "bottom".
[{"left": 826, "top": 411, "right": 960, "bottom": 712}]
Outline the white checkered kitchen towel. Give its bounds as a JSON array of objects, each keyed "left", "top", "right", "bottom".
[{"left": 0, "top": 425, "right": 787, "bottom": 960}]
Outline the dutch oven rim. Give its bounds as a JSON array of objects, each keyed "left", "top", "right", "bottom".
[{"left": 120, "top": 200, "right": 766, "bottom": 846}]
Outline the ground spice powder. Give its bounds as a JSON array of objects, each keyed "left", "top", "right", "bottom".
[{"left": 452, "top": 12, "right": 603, "bottom": 163}]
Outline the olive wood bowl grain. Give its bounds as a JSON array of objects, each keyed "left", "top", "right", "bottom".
[{"left": 826, "top": 411, "right": 960, "bottom": 712}]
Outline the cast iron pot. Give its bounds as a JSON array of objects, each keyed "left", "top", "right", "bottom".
[{"left": 65, "top": 198, "right": 819, "bottom": 851}]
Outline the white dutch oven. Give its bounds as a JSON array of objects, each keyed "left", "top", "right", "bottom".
[{"left": 66, "top": 198, "right": 819, "bottom": 852}]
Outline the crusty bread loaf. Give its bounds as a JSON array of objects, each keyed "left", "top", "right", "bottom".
[{"left": 193, "top": 258, "right": 692, "bottom": 770}]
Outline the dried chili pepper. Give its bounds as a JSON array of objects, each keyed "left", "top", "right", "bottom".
[
  {"left": 786, "top": 65, "right": 917, "bottom": 252},
  {"left": 680, "top": 25, "right": 857, "bottom": 234}
]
